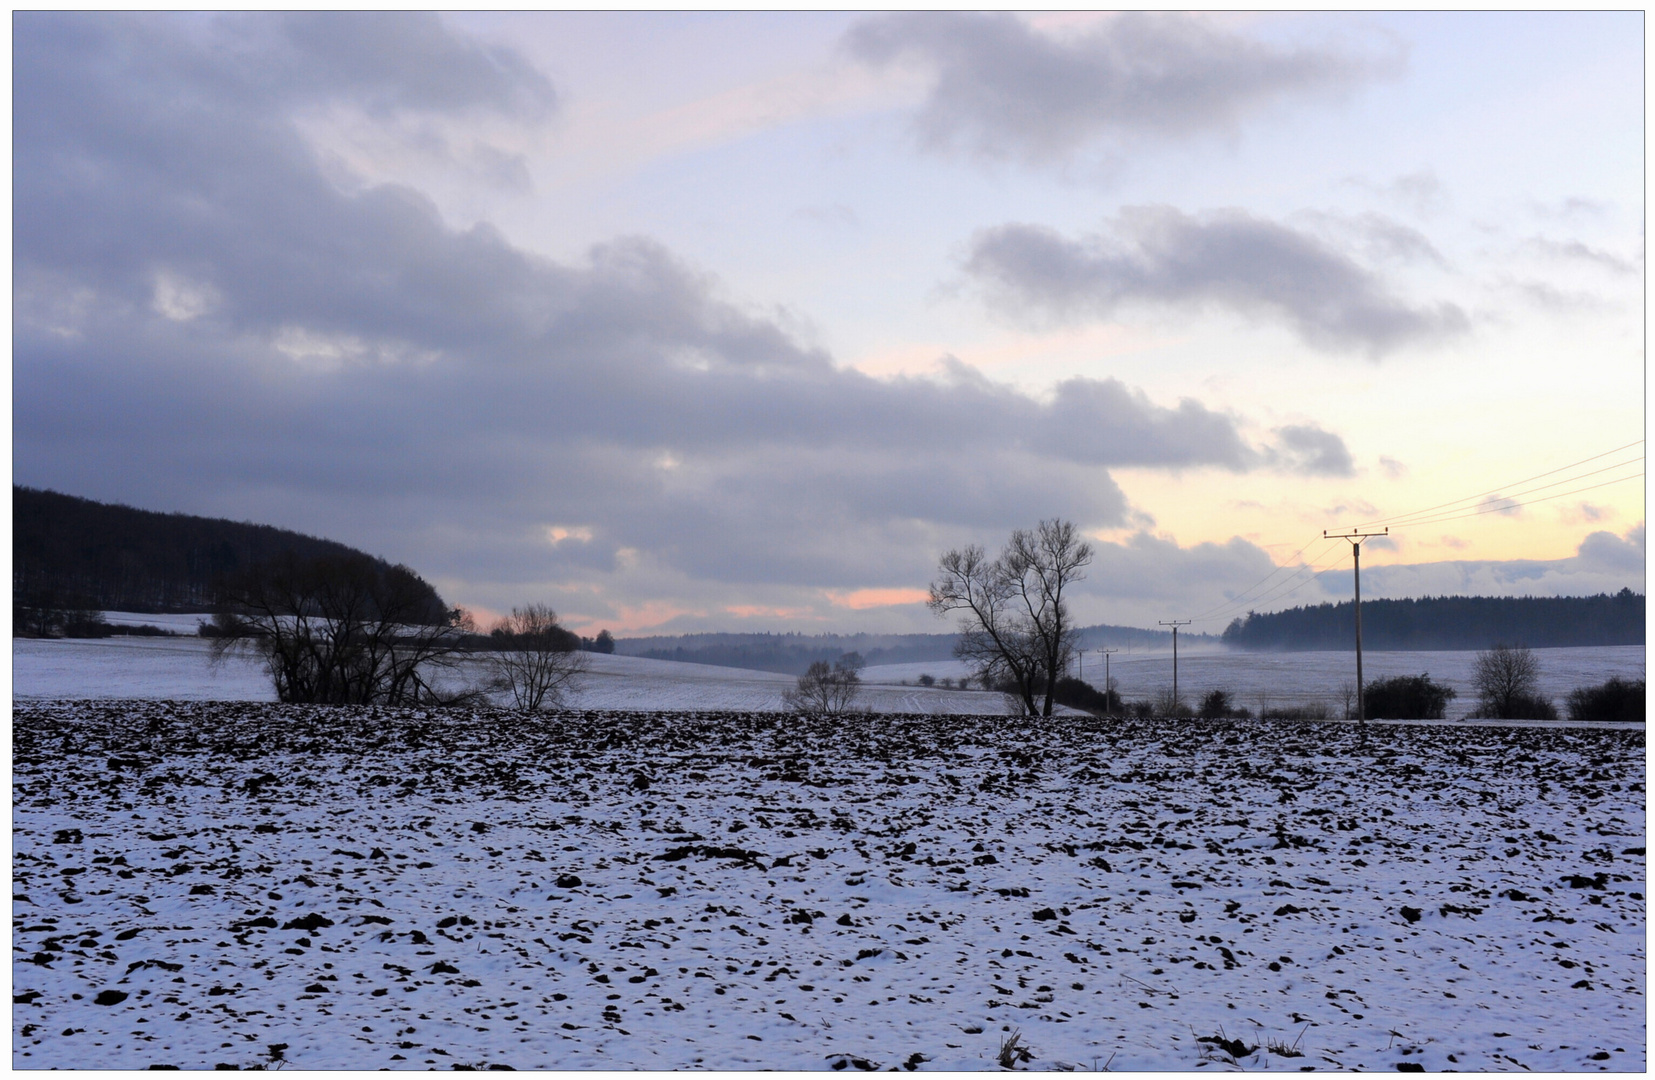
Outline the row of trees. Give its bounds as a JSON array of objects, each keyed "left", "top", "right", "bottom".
[{"left": 209, "top": 552, "right": 599, "bottom": 709}]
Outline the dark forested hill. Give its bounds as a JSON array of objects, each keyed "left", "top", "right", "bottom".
[
  {"left": 14, "top": 486, "right": 442, "bottom": 614},
  {"left": 1221, "top": 592, "right": 1645, "bottom": 651}
]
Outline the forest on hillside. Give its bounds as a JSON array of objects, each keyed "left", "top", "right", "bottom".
[
  {"left": 13, "top": 486, "right": 440, "bottom": 614},
  {"left": 1221, "top": 591, "right": 1645, "bottom": 651}
]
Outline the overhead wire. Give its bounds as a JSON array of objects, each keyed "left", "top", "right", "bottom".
[
  {"left": 1358, "top": 454, "right": 1643, "bottom": 531},
  {"left": 1184, "top": 533, "right": 1338, "bottom": 623},
  {"left": 1354, "top": 439, "right": 1644, "bottom": 530},
  {"left": 1374, "top": 470, "right": 1643, "bottom": 530},
  {"left": 1181, "top": 437, "right": 1644, "bottom": 629}
]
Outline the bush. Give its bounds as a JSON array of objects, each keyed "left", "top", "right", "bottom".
[
  {"left": 1469, "top": 692, "right": 1558, "bottom": 721},
  {"left": 1363, "top": 674, "right": 1456, "bottom": 720},
  {"left": 784, "top": 658, "right": 862, "bottom": 719},
  {"left": 1566, "top": 678, "right": 1645, "bottom": 723},
  {"left": 917, "top": 673, "right": 936, "bottom": 687},
  {"left": 1052, "top": 676, "right": 1120, "bottom": 715},
  {"left": 1198, "top": 689, "right": 1252, "bottom": 720},
  {"left": 1259, "top": 702, "right": 1330, "bottom": 721}
]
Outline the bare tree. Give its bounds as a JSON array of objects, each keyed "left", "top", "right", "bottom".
[
  {"left": 783, "top": 657, "right": 862, "bottom": 719},
  {"left": 929, "top": 519, "right": 1093, "bottom": 717},
  {"left": 1471, "top": 643, "right": 1553, "bottom": 719},
  {"left": 210, "top": 551, "right": 470, "bottom": 704},
  {"left": 488, "top": 604, "right": 588, "bottom": 711}
]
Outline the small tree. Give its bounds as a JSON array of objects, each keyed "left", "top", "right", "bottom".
[
  {"left": 929, "top": 519, "right": 1093, "bottom": 717},
  {"left": 783, "top": 657, "right": 862, "bottom": 719},
  {"left": 488, "top": 604, "right": 588, "bottom": 711},
  {"left": 593, "top": 629, "right": 616, "bottom": 654},
  {"left": 1470, "top": 643, "right": 1555, "bottom": 719}
]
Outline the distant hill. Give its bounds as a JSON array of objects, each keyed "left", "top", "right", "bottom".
[
  {"left": 13, "top": 486, "right": 443, "bottom": 614},
  {"left": 616, "top": 631, "right": 959, "bottom": 675},
  {"left": 1221, "top": 592, "right": 1645, "bottom": 651},
  {"left": 617, "top": 622, "right": 1219, "bottom": 676}
]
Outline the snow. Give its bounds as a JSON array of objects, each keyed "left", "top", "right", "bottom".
[
  {"left": 99, "top": 612, "right": 217, "bottom": 635},
  {"left": 1090, "top": 647, "right": 1647, "bottom": 720},
  {"left": 12, "top": 637, "right": 1031, "bottom": 716},
  {"left": 16, "top": 630, "right": 1643, "bottom": 720},
  {"left": 12, "top": 637, "right": 277, "bottom": 702},
  {"left": 13, "top": 702, "right": 1646, "bottom": 1071}
]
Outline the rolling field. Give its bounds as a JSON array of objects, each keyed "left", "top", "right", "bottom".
[{"left": 12, "top": 701, "right": 1645, "bottom": 1070}]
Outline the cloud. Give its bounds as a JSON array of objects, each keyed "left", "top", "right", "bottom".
[
  {"left": 963, "top": 206, "right": 1469, "bottom": 356},
  {"left": 1267, "top": 425, "right": 1356, "bottom": 477},
  {"left": 14, "top": 13, "right": 1347, "bottom": 628},
  {"left": 844, "top": 12, "right": 1400, "bottom": 166},
  {"left": 1320, "top": 524, "right": 1646, "bottom": 602},
  {"left": 1521, "top": 237, "right": 1640, "bottom": 276},
  {"left": 231, "top": 11, "right": 558, "bottom": 119},
  {"left": 1342, "top": 170, "right": 1447, "bottom": 216}
]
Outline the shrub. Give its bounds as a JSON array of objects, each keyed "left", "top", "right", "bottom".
[
  {"left": 1363, "top": 674, "right": 1456, "bottom": 720},
  {"left": 917, "top": 673, "right": 936, "bottom": 687},
  {"left": 1198, "top": 689, "right": 1252, "bottom": 720},
  {"left": 1052, "top": 676, "right": 1120, "bottom": 715},
  {"left": 1469, "top": 692, "right": 1558, "bottom": 721},
  {"left": 784, "top": 658, "right": 862, "bottom": 719},
  {"left": 1153, "top": 688, "right": 1191, "bottom": 718},
  {"left": 1566, "top": 678, "right": 1645, "bottom": 723},
  {"left": 1259, "top": 702, "right": 1330, "bottom": 721}
]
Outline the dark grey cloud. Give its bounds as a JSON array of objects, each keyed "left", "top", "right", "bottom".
[
  {"left": 963, "top": 206, "right": 1469, "bottom": 356},
  {"left": 844, "top": 11, "right": 1399, "bottom": 165},
  {"left": 13, "top": 13, "right": 1352, "bottom": 618}
]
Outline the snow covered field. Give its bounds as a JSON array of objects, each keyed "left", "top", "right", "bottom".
[
  {"left": 1095, "top": 647, "right": 1647, "bottom": 721},
  {"left": 13, "top": 627, "right": 1644, "bottom": 720},
  {"left": 11, "top": 637, "right": 1029, "bottom": 715},
  {"left": 13, "top": 702, "right": 1645, "bottom": 1070}
]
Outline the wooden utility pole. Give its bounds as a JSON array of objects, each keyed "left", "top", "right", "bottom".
[
  {"left": 1159, "top": 620, "right": 1190, "bottom": 715},
  {"left": 1323, "top": 527, "right": 1388, "bottom": 725},
  {"left": 1100, "top": 648, "right": 1118, "bottom": 713}
]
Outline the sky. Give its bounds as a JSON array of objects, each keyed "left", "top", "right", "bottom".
[{"left": 11, "top": 11, "right": 1646, "bottom": 636}]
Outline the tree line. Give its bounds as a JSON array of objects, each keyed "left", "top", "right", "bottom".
[
  {"left": 1221, "top": 591, "right": 1644, "bottom": 651},
  {"left": 14, "top": 485, "right": 437, "bottom": 615}
]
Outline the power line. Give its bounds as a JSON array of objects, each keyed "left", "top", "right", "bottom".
[
  {"left": 1364, "top": 455, "right": 1643, "bottom": 531},
  {"left": 1189, "top": 536, "right": 1346, "bottom": 626},
  {"left": 1355, "top": 439, "right": 1644, "bottom": 530},
  {"left": 1379, "top": 470, "right": 1644, "bottom": 530},
  {"left": 1185, "top": 533, "right": 1338, "bottom": 622}
]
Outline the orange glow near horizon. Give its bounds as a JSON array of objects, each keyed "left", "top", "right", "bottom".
[{"left": 826, "top": 587, "right": 930, "bottom": 610}]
